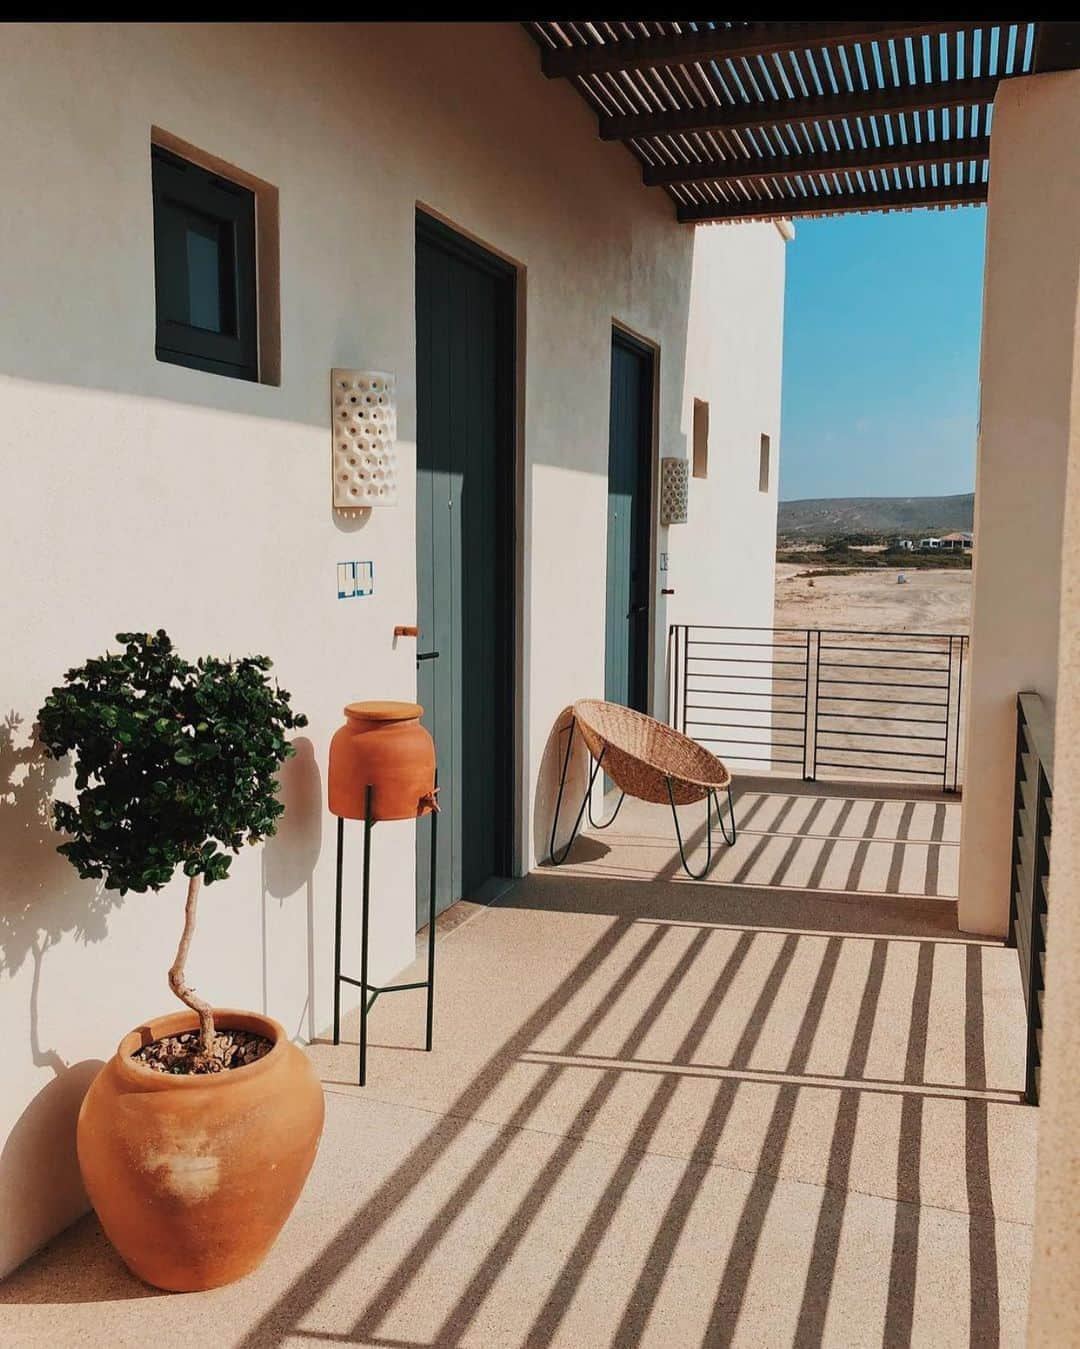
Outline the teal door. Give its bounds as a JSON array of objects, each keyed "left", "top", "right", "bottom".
[
  {"left": 415, "top": 213, "right": 515, "bottom": 929},
  {"left": 605, "top": 330, "right": 654, "bottom": 712}
]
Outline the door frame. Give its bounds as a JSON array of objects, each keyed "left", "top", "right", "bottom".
[
  {"left": 414, "top": 207, "right": 520, "bottom": 900},
  {"left": 610, "top": 318, "right": 660, "bottom": 717}
]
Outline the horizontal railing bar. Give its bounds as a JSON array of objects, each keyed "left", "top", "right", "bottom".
[
  {"left": 686, "top": 717, "right": 806, "bottom": 729},
  {"left": 688, "top": 719, "right": 805, "bottom": 728},
  {"left": 686, "top": 701, "right": 805, "bottom": 712},
  {"left": 817, "top": 677, "right": 949, "bottom": 690},
  {"left": 699, "top": 736, "right": 806, "bottom": 749},
  {"left": 817, "top": 661, "right": 949, "bottom": 674},
  {"left": 680, "top": 624, "right": 819, "bottom": 633},
  {"left": 814, "top": 762, "right": 941, "bottom": 775},
  {"left": 816, "top": 711, "right": 948, "bottom": 725},
  {"left": 687, "top": 707, "right": 806, "bottom": 717},
  {"left": 817, "top": 693, "right": 948, "bottom": 707},
  {"left": 690, "top": 647, "right": 808, "bottom": 658},
  {"left": 687, "top": 671, "right": 808, "bottom": 682},
  {"left": 686, "top": 634, "right": 808, "bottom": 643},
  {"left": 815, "top": 746, "right": 947, "bottom": 760},
  {"left": 819, "top": 643, "right": 956, "bottom": 656},
  {"left": 687, "top": 676, "right": 807, "bottom": 686},
  {"left": 818, "top": 628, "right": 967, "bottom": 639},
  {"left": 678, "top": 624, "right": 965, "bottom": 638},
  {"left": 686, "top": 656, "right": 808, "bottom": 666},
  {"left": 815, "top": 728, "right": 946, "bottom": 743}
]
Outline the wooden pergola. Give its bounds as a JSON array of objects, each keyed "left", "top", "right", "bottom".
[{"left": 526, "top": 20, "right": 1080, "bottom": 222}]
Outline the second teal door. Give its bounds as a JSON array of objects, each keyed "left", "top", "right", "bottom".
[{"left": 605, "top": 330, "right": 654, "bottom": 713}]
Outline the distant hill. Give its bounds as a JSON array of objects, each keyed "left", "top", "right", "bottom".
[{"left": 778, "top": 493, "right": 974, "bottom": 540}]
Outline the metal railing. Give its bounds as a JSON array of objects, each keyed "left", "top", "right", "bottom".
[
  {"left": 1008, "top": 692, "right": 1053, "bottom": 1105},
  {"left": 668, "top": 624, "right": 968, "bottom": 792}
]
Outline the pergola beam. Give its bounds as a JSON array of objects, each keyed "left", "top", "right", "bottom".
[
  {"left": 542, "top": 21, "right": 981, "bottom": 80},
  {"left": 676, "top": 181, "right": 987, "bottom": 224},
  {"left": 644, "top": 134, "right": 992, "bottom": 188},
  {"left": 601, "top": 76, "right": 1001, "bottom": 143}
]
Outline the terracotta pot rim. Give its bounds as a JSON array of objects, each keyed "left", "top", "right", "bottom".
[
  {"left": 114, "top": 1008, "right": 287, "bottom": 1090},
  {"left": 343, "top": 700, "right": 423, "bottom": 724}
]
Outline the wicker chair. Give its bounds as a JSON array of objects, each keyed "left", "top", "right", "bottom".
[{"left": 549, "top": 699, "right": 736, "bottom": 878}]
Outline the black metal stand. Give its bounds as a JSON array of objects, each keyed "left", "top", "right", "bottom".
[
  {"left": 332, "top": 782, "right": 439, "bottom": 1086},
  {"left": 548, "top": 715, "right": 736, "bottom": 879}
]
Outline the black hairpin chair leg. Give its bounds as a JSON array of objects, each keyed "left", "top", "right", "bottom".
[
  {"left": 666, "top": 777, "right": 719, "bottom": 879},
  {"left": 548, "top": 718, "right": 624, "bottom": 865},
  {"left": 719, "top": 784, "right": 737, "bottom": 846},
  {"left": 667, "top": 779, "right": 737, "bottom": 878}
]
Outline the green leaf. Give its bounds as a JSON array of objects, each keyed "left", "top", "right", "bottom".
[{"left": 35, "top": 628, "right": 306, "bottom": 899}]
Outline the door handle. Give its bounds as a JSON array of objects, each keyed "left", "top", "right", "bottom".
[
  {"left": 629, "top": 603, "right": 648, "bottom": 615},
  {"left": 417, "top": 651, "right": 441, "bottom": 663}
]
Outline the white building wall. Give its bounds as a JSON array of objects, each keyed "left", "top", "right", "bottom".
[
  {"left": 666, "top": 223, "right": 785, "bottom": 634},
  {"left": 0, "top": 21, "right": 786, "bottom": 1275},
  {"left": 958, "top": 71, "right": 1079, "bottom": 937}
]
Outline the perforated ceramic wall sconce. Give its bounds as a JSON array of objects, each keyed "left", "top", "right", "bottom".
[
  {"left": 660, "top": 457, "right": 689, "bottom": 525},
  {"left": 332, "top": 370, "right": 399, "bottom": 513}
]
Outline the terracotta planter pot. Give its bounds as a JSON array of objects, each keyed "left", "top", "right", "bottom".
[
  {"left": 328, "top": 700, "right": 437, "bottom": 822},
  {"left": 77, "top": 1009, "right": 324, "bottom": 1292}
]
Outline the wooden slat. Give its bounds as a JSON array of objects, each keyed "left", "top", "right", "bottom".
[
  {"left": 676, "top": 181, "right": 987, "bottom": 224},
  {"left": 542, "top": 21, "right": 984, "bottom": 79},
  {"left": 644, "top": 135, "right": 991, "bottom": 187},
  {"left": 601, "top": 76, "right": 1002, "bottom": 142}
]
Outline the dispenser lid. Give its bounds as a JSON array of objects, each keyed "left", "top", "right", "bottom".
[{"left": 344, "top": 700, "right": 423, "bottom": 722}]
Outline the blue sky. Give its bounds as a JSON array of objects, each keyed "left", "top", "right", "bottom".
[{"left": 779, "top": 207, "right": 986, "bottom": 502}]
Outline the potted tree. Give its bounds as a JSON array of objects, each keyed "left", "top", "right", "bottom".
[{"left": 37, "top": 630, "right": 324, "bottom": 1292}]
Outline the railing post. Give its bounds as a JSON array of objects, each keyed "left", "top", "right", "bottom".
[
  {"left": 667, "top": 623, "right": 676, "bottom": 728},
  {"left": 807, "top": 628, "right": 820, "bottom": 781},
  {"left": 801, "top": 628, "right": 812, "bottom": 779},
  {"left": 681, "top": 625, "right": 689, "bottom": 736},
  {"left": 944, "top": 634, "right": 955, "bottom": 793}
]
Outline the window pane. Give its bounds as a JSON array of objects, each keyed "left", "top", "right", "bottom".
[
  {"left": 185, "top": 223, "right": 221, "bottom": 331},
  {"left": 180, "top": 209, "right": 235, "bottom": 335}
]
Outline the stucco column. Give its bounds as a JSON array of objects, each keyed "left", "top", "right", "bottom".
[
  {"left": 957, "top": 70, "right": 1080, "bottom": 937},
  {"left": 1026, "top": 70, "right": 1080, "bottom": 1349}
]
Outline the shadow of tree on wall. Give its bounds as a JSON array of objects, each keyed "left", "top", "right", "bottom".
[{"left": 0, "top": 712, "right": 117, "bottom": 1274}]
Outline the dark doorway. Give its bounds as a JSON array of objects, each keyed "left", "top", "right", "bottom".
[
  {"left": 605, "top": 328, "right": 655, "bottom": 713},
  {"left": 415, "top": 212, "right": 516, "bottom": 929}
]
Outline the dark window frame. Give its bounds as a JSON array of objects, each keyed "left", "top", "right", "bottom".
[{"left": 151, "top": 144, "right": 258, "bottom": 382}]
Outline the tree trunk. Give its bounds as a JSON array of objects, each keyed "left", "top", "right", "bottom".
[{"left": 168, "top": 873, "right": 217, "bottom": 1061}]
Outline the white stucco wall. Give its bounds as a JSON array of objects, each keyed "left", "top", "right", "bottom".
[
  {"left": 958, "top": 71, "right": 1079, "bottom": 937},
  {"left": 1020, "top": 69, "right": 1080, "bottom": 1349},
  {"left": 666, "top": 223, "right": 784, "bottom": 633},
  {"left": 0, "top": 21, "right": 785, "bottom": 1276}
]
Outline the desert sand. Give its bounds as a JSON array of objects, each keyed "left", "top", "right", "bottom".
[{"left": 775, "top": 563, "right": 972, "bottom": 633}]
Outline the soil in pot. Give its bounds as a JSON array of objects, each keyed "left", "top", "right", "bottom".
[{"left": 132, "top": 1028, "right": 272, "bottom": 1075}]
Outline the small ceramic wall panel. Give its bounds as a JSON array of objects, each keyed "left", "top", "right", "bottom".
[
  {"left": 332, "top": 370, "right": 398, "bottom": 509},
  {"left": 660, "top": 457, "right": 689, "bottom": 525}
]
